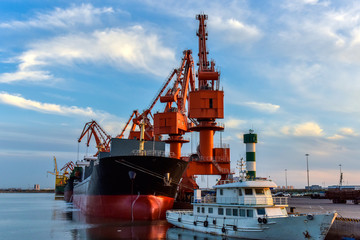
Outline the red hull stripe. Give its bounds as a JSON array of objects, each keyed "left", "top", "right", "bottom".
[{"left": 73, "top": 194, "right": 174, "bottom": 220}]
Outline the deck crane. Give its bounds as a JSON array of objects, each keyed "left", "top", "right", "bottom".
[
  {"left": 117, "top": 66, "right": 185, "bottom": 141},
  {"left": 60, "top": 161, "right": 75, "bottom": 177},
  {"left": 154, "top": 49, "right": 196, "bottom": 159},
  {"left": 116, "top": 110, "right": 139, "bottom": 139},
  {"left": 78, "top": 120, "right": 111, "bottom": 155}
]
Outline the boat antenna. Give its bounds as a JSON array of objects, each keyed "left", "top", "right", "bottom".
[{"left": 237, "top": 157, "right": 247, "bottom": 181}]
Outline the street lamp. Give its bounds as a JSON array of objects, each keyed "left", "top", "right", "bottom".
[
  {"left": 285, "top": 169, "right": 288, "bottom": 189},
  {"left": 305, "top": 154, "right": 310, "bottom": 190},
  {"left": 339, "top": 164, "right": 343, "bottom": 187}
]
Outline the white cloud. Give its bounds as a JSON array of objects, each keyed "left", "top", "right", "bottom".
[
  {"left": 0, "top": 4, "right": 114, "bottom": 29},
  {"left": 0, "top": 91, "right": 99, "bottom": 118},
  {"left": 294, "top": 122, "right": 324, "bottom": 136},
  {"left": 210, "top": 16, "right": 262, "bottom": 44},
  {"left": 327, "top": 134, "right": 344, "bottom": 140},
  {"left": 282, "top": 0, "right": 330, "bottom": 11},
  {"left": 234, "top": 101, "right": 280, "bottom": 113},
  {"left": 281, "top": 122, "right": 324, "bottom": 137},
  {"left": 224, "top": 118, "right": 246, "bottom": 129},
  {"left": 328, "top": 127, "right": 358, "bottom": 140},
  {"left": 0, "top": 70, "right": 53, "bottom": 83},
  {"left": 339, "top": 127, "right": 357, "bottom": 136},
  {"left": 0, "top": 26, "right": 176, "bottom": 83},
  {"left": 243, "top": 102, "right": 280, "bottom": 113}
]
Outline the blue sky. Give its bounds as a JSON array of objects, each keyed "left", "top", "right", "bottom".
[{"left": 1, "top": 0, "right": 360, "bottom": 189}]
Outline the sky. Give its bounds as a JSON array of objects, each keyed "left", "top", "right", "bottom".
[{"left": 1, "top": 0, "right": 360, "bottom": 189}]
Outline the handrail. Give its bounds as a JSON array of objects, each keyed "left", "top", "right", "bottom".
[
  {"left": 192, "top": 196, "right": 288, "bottom": 206},
  {"left": 131, "top": 149, "right": 175, "bottom": 158}
]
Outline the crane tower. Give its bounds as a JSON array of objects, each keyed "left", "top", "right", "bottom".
[{"left": 189, "top": 14, "right": 224, "bottom": 160}]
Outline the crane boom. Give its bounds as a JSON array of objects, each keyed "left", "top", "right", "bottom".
[
  {"left": 119, "top": 68, "right": 184, "bottom": 141},
  {"left": 154, "top": 49, "right": 195, "bottom": 159},
  {"left": 78, "top": 120, "right": 111, "bottom": 155},
  {"left": 116, "top": 110, "right": 139, "bottom": 139},
  {"left": 196, "top": 14, "right": 219, "bottom": 87}
]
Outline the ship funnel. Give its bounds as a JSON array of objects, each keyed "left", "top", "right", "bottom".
[{"left": 243, "top": 129, "right": 257, "bottom": 180}]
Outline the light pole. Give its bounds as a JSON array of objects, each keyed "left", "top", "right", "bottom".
[
  {"left": 339, "top": 164, "right": 343, "bottom": 187},
  {"left": 285, "top": 169, "right": 288, "bottom": 189},
  {"left": 305, "top": 154, "right": 309, "bottom": 190}
]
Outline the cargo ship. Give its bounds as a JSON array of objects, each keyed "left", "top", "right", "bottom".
[
  {"left": 67, "top": 138, "right": 188, "bottom": 220},
  {"left": 66, "top": 13, "right": 230, "bottom": 221}
]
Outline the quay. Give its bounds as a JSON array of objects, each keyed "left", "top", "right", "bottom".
[{"left": 289, "top": 198, "right": 360, "bottom": 239}]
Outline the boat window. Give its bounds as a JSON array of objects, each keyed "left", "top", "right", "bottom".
[
  {"left": 208, "top": 208, "right": 213, "bottom": 214},
  {"left": 202, "top": 207, "right": 205, "bottom": 213},
  {"left": 218, "top": 208, "right": 224, "bottom": 215},
  {"left": 197, "top": 207, "right": 200, "bottom": 213},
  {"left": 239, "top": 209, "right": 245, "bottom": 217},
  {"left": 226, "top": 208, "right": 231, "bottom": 216},
  {"left": 220, "top": 189, "right": 223, "bottom": 195},
  {"left": 245, "top": 189, "right": 253, "bottom": 195},
  {"left": 247, "top": 209, "right": 253, "bottom": 217},
  {"left": 255, "top": 189, "right": 265, "bottom": 195},
  {"left": 238, "top": 189, "right": 242, "bottom": 196},
  {"left": 233, "top": 209, "right": 238, "bottom": 216},
  {"left": 257, "top": 208, "right": 265, "bottom": 215}
]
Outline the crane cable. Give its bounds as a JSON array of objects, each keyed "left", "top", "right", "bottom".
[{"left": 115, "top": 159, "right": 177, "bottom": 185}]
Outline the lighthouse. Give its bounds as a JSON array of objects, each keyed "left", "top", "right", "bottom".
[{"left": 243, "top": 129, "right": 257, "bottom": 179}]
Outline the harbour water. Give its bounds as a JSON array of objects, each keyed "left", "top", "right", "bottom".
[{"left": 1, "top": 193, "right": 359, "bottom": 240}]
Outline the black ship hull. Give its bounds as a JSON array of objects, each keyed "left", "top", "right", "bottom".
[{"left": 72, "top": 155, "right": 188, "bottom": 220}]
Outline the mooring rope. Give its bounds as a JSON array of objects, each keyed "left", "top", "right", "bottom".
[{"left": 115, "top": 159, "right": 176, "bottom": 185}]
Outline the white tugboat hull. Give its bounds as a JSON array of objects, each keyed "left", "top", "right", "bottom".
[{"left": 167, "top": 210, "right": 337, "bottom": 240}]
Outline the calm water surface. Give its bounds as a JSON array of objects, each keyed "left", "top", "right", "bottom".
[
  {"left": 0, "top": 193, "right": 230, "bottom": 240},
  {"left": 1, "top": 193, "right": 347, "bottom": 239}
]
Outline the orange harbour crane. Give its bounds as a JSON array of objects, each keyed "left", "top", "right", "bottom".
[
  {"left": 179, "top": 14, "right": 231, "bottom": 193},
  {"left": 118, "top": 63, "right": 191, "bottom": 142},
  {"left": 116, "top": 110, "right": 140, "bottom": 139},
  {"left": 78, "top": 120, "right": 111, "bottom": 155},
  {"left": 60, "top": 161, "right": 75, "bottom": 176},
  {"left": 189, "top": 14, "right": 224, "bottom": 159},
  {"left": 154, "top": 49, "right": 196, "bottom": 159}
]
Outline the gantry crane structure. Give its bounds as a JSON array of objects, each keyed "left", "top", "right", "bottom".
[{"left": 78, "top": 120, "right": 111, "bottom": 155}]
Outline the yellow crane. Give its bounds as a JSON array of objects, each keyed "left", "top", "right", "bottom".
[{"left": 48, "top": 156, "right": 73, "bottom": 197}]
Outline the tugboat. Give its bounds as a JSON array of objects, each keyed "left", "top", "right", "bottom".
[
  {"left": 166, "top": 179, "right": 336, "bottom": 239},
  {"left": 166, "top": 130, "right": 337, "bottom": 239}
]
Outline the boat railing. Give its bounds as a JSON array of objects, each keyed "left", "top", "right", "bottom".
[
  {"left": 272, "top": 197, "right": 288, "bottom": 206},
  {"left": 131, "top": 150, "right": 174, "bottom": 158},
  {"left": 192, "top": 196, "right": 288, "bottom": 206},
  {"left": 213, "top": 143, "right": 230, "bottom": 149}
]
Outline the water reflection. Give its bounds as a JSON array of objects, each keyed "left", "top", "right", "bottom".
[
  {"left": 66, "top": 204, "right": 171, "bottom": 239},
  {"left": 63, "top": 203, "right": 243, "bottom": 240},
  {"left": 167, "top": 227, "right": 241, "bottom": 240}
]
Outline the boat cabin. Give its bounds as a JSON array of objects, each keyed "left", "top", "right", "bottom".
[{"left": 192, "top": 180, "right": 288, "bottom": 219}]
